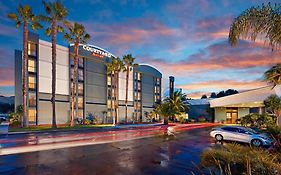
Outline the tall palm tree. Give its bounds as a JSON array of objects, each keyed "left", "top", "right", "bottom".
[
  {"left": 229, "top": 3, "right": 281, "bottom": 49},
  {"left": 8, "top": 5, "right": 42, "bottom": 128},
  {"left": 122, "top": 54, "right": 138, "bottom": 123},
  {"left": 41, "top": 1, "right": 68, "bottom": 129},
  {"left": 64, "top": 22, "right": 90, "bottom": 126},
  {"left": 106, "top": 57, "right": 124, "bottom": 125},
  {"left": 264, "top": 64, "right": 281, "bottom": 88}
]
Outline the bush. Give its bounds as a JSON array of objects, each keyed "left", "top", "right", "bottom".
[
  {"left": 198, "top": 116, "right": 207, "bottom": 122},
  {"left": 200, "top": 144, "right": 281, "bottom": 175},
  {"left": 83, "top": 119, "right": 91, "bottom": 125},
  {"left": 8, "top": 112, "right": 21, "bottom": 126},
  {"left": 176, "top": 113, "right": 187, "bottom": 123},
  {"left": 240, "top": 113, "right": 276, "bottom": 129}
]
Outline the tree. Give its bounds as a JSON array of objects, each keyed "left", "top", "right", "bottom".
[
  {"left": 106, "top": 57, "right": 124, "bottom": 125},
  {"left": 8, "top": 5, "right": 42, "bottom": 127},
  {"left": 201, "top": 94, "right": 207, "bottom": 99},
  {"left": 216, "top": 91, "right": 225, "bottom": 98},
  {"left": 264, "top": 95, "right": 281, "bottom": 125},
  {"left": 64, "top": 22, "right": 90, "bottom": 126},
  {"left": 209, "top": 92, "right": 217, "bottom": 98},
  {"left": 122, "top": 54, "right": 138, "bottom": 123},
  {"left": 229, "top": 3, "right": 281, "bottom": 49},
  {"left": 41, "top": 1, "right": 68, "bottom": 128},
  {"left": 264, "top": 64, "right": 281, "bottom": 88},
  {"left": 154, "top": 91, "right": 189, "bottom": 125}
]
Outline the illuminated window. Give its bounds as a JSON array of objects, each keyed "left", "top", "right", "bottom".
[
  {"left": 28, "top": 76, "right": 36, "bottom": 89},
  {"left": 107, "top": 76, "right": 112, "bottom": 86},
  {"left": 28, "top": 109, "right": 36, "bottom": 122},
  {"left": 29, "top": 92, "right": 36, "bottom": 106},
  {"left": 28, "top": 59, "right": 36, "bottom": 72},
  {"left": 78, "top": 83, "right": 83, "bottom": 94},
  {"left": 78, "top": 97, "right": 83, "bottom": 108},
  {"left": 137, "top": 73, "right": 141, "bottom": 81},
  {"left": 28, "top": 42, "right": 37, "bottom": 56}
]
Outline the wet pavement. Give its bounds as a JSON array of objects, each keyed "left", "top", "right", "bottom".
[{"left": 0, "top": 127, "right": 215, "bottom": 175}]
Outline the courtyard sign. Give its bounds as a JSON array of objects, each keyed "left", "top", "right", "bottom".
[{"left": 82, "top": 45, "right": 113, "bottom": 58}]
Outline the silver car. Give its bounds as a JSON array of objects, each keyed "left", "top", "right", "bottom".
[{"left": 210, "top": 126, "right": 273, "bottom": 147}]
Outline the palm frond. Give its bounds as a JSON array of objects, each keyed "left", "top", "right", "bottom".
[
  {"left": 45, "top": 27, "right": 52, "bottom": 36},
  {"left": 57, "top": 25, "right": 64, "bottom": 33}
]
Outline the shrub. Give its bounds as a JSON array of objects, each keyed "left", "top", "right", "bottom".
[
  {"left": 198, "top": 116, "right": 206, "bottom": 122},
  {"left": 240, "top": 113, "right": 276, "bottom": 129},
  {"left": 83, "top": 119, "right": 91, "bottom": 125},
  {"left": 200, "top": 144, "right": 281, "bottom": 175},
  {"left": 8, "top": 112, "right": 21, "bottom": 126},
  {"left": 176, "top": 113, "right": 187, "bottom": 123}
]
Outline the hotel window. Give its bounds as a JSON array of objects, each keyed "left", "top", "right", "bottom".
[
  {"left": 28, "top": 76, "right": 36, "bottom": 89},
  {"left": 134, "top": 72, "right": 141, "bottom": 81},
  {"left": 28, "top": 59, "right": 36, "bottom": 73},
  {"left": 78, "top": 69, "right": 84, "bottom": 81},
  {"left": 78, "top": 83, "right": 84, "bottom": 94},
  {"left": 74, "top": 110, "right": 84, "bottom": 118},
  {"left": 28, "top": 92, "right": 36, "bottom": 107},
  {"left": 78, "top": 57, "right": 84, "bottom": 68},
  {"left": 70, "top": 56, "right": 74, "bottom": 66},
  {"left": 107, "top": 76, "right": 112, "bottom": 86},
  {"left": 28, "top": 109, "right": 36, "bottom": 122},
  {"left": 28, "top": 42, "right": 37, "bottom": 56},
  {"left": 78, "top": 97, "right": 84, "bottom": 108}
]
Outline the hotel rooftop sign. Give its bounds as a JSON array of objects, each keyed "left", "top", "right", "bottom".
[
  {"left": 82, "top": 45, "right": 113, "bottom": 58},
  {"left": 70, "top": 43, "right": 115, "bottom": 58}
]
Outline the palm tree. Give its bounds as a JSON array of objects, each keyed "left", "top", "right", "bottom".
[
  {"left": 154, "top": 101, "right": 175, "bottom": 125},
  {"left": 154, "top": 91, "right": 189, "bottom": 125},
  {"left": 166, "top": 91, "right": 189, "bottom": 121},
  {"left": 106, "top": 57, "right": 124, "bottom": 125},
  {"left": 41, "top": 1, "right": 68, "bottom": 129},
  {"left": 122, "top": 54, "right": 138, "bottom": 123},
  {"left": 8, "top": 5, "right": 42, "bottom": 127},
  {"left": 229, "top": 3, "right": 281, "bottom": 49},
  {"left": 64, "top": 22, "right": 90, "bottom": 126},
  {"left": 264, "top": 64, "right": 281, "bottom": 88}
]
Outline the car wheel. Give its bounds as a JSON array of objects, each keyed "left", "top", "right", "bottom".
[
  {"left": 215, "top": 134, "right": 223, "bottom": 141},
  {"left": 251, "top": 139, "right": 262, "bottom": 147}
]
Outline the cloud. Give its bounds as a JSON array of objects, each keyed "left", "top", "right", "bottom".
[
  {"left": 0, "top": 67, "right": 14, "bottom": 86},
  {"left": 178, "top": 80, "right": 267, "bottom": 91},
  {"left": 139, "top": 40, "right": 281, "bottom": 77},
  {"left": 83, "top": 17, "right": 180, "bottom": 55}
]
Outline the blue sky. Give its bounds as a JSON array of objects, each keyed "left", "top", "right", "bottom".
[{"left": 0, "top": 0, "right": 279, "bottom": 98}]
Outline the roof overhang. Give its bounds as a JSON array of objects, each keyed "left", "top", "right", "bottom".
[{"left": 210, "top": 85, "right": 280, "bottom": 108}]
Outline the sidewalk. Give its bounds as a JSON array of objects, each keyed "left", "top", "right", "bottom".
[{"left": 7, "top": 123, "right": 163, "bottom": 135}]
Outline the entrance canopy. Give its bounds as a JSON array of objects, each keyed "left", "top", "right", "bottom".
[{"left": 210, "top": 86, "right": 281, "bottom": 108}]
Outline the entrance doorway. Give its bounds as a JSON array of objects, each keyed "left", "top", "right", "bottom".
[{"left": 226, "top": 107, "right": 238, "bottom": 124}]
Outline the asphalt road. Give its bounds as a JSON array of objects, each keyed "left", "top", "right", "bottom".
[{"left": 0, "top": 127, "right": 215, "bottom": 175}]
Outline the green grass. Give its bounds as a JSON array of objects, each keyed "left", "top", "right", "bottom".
[{"left": 8, "top": 124, "right": 113, "bottom": 132}]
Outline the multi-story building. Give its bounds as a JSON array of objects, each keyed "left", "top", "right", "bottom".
[{"left": 15, "top": 33, "right": 162, "bottom": 125}]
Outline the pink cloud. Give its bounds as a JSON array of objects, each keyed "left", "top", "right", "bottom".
[{"left": 0, "top": 67, "right": 14, "bottom": 86}]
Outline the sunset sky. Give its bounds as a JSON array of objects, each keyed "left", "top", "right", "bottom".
[{"left": 0, "top": 0, "right": 279, "bottom": 98}]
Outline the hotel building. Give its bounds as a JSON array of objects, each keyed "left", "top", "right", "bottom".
[{"left": 15, "top": 33, "right": 162, "bottom": 125}]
